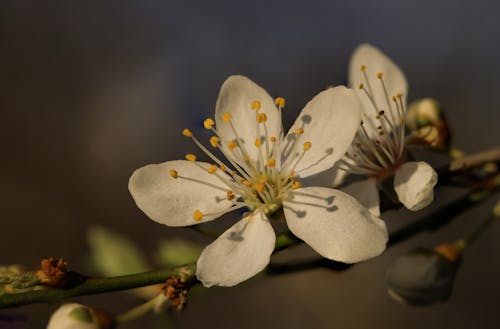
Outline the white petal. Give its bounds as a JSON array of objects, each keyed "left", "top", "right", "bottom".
[
  {"left": 342, "top": 178, "right": 380, "bottom": 216},
  {"left": 215, "top": 75, "right": 281, "bottom": 165},
  {"left": 394, "top": 161, "right": 437, "bottom": 211},
  {"left": 283, "top": 187, "right": 387, "bottom": 263},
  {"left": 348, "top": 44, "right": 408, "bottom": 134},
  {"left": 282, "top": 86, "right": 362, "bottom": 177},
  {"left": 196, "top": 211, "right": 275, "bottom": 287},
  {"left": 129, "top": 160, "right": 233, "bottom": 226}
]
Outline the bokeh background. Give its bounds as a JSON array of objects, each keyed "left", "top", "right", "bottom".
[{"left": 1, "top": 0, "right": 500, "bottom": 328}]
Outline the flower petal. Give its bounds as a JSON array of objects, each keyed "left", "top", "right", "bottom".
[
  {"left": 342, "top": 178, "right": 380, "bottom": 216},
  {"left": 196, "top": 211, "right": 275, "bottom": 287},
  {"left": 129, "top": 160, "right": 233, "bottom": 226},
  {"left": 394, "top": 161, "right": 437, "bottom": 211},
  {"left": 348, "top": 44, "right": 408, "bottom": 134},
  {"left": 215, "top": 75, "right": 281, "bottom": 166},
  {"left": 283, "top": 186, "right": 388, "bottom": 263},
  {"left": 282, "top": 86, "right": 362, "bottom": 178}
]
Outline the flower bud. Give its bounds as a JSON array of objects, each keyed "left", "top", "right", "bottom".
[
  {"left": 386, "top": 245, "right": 461, "bottom": 306},
  {"left": 406, "top": 98, "right": 450, "bottom": 149},
  {"left": 47, "top": 303, "right": 112, "bottom": 329}
]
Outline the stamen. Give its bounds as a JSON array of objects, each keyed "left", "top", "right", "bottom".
[
  {"left": 226, "top": 191, "right": 234, "bottom": 200},
  {"left": 219, "top": 164, "right": 227, "bottom": 171},
  {"left": 377, "top": 72, "right": 383, "bottom": 79},
  {"left": 275, "top": 97, "right": 286, "bottom": 108},
  {"left": 303, "top": 141, "right": 312, "bottom": 151},
  {"left": 270, "top": 136, "right": 277, "bottom": 142},
  {"left": 255, "top": 138, "right": 262, "bottom": 147},
  {"left": 295, "top": 127, "right": 304, "bottom": 135},
  {"left": 267, "top": 159, "right": 276, "bottom": 167},
  {"left": 228, "top": 141, "right": 238, "bottom": 150},
  {"left": 360, "top": 65, "right": 366, "bottom": 72},
  {"left": 257, "top": 113, "right": 267, "bottom": 123},
  {"left": 254, "top": 183, "right": 264, "bottom": 193},
  {"left": 251, "top": 100, "right": 261, "bottom": 110},
  {"left": 222, "top": 113, "right": 232, "bottom": 122},
  {"left": 193, "top": 210, "right": 203, "bottom": 221},
  {"left": 169, "top": 169, "right": 178, "bottom": 179},
  {"left": 292, "top": 181, "right": 302, "bottom": 189},
  {"left": 182, "top": 128, "right": 193, "bottom": 137},
  {"left": 204, "top": 118, "right": 215, "bottom": 129},
  {"left": 358, "top": 83, "right": 364, "bottom": 90},
  {"left": 207, "top": 165, "right": 218, "bottom": 174},
  {"left": 210, "top": 136, "right": 220, "bottom": 147},
  {"left": 185, "top": 154, "right": 197, "bottom": 162}
]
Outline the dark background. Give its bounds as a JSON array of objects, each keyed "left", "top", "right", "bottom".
[{"left": 1, "top": 1, "right": 500, "bottom": 328}]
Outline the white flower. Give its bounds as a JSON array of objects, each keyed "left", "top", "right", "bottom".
[
  {"left": 129, "top": 75, "right": 388, "bottom": 287},
  {"left": 47, "top": 303, "right": 102, "bottom": 329},
  {"left": 339, "top": 44, "right": 438, "bottom": 212}
]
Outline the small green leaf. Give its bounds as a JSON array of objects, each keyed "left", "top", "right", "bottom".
[
  {"left": 155, "top": 239, "right": 202, "bottom": 267},
  {"left": 87, "top": 226, "right": 150, "bottom": 276}
]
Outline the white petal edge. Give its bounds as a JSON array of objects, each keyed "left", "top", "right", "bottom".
[
  {"left": 342, "top": 178, "right": 380, "bottom": 216},
  {"left": 394, "top": 161, "right": 437, "bottom": 211},
  {"left": 283, "top": 186, "right": 388, "bottom": 263},
  {"left": 348, "top": 44, "right": 408, "bottom": 134},
  {"left": 196, "top": 211, "right": 275, "bottom": 287},
  {"left": 282, "top": 86, "right": 362, "bottom": 178},
  {"left": 214, "top": 75, "right": 281, "bottom": 166},
  {"left": 129, "top": 160, "right": 233, "bottom": 227}
]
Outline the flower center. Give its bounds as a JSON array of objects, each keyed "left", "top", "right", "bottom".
[
  {"left": 339, "top": 66, "right": 407, "bottom": 179},
  {"left": 172, "top": 97, "right": 312, "bottom": 221}
]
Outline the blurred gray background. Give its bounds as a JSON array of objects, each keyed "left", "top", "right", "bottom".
[{"left": 1, "top": 0, "right": 500, "bottom": 328}]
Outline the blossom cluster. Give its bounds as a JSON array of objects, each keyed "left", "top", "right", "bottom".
[{"left": 128, "top": 44, "right": 437, "bottom": 287}]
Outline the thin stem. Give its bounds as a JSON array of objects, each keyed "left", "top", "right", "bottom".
[
  {"left": 0, "top": 265, "right": 195, "bottom": 309},
  {"left": 457, "top": 208, "right": 499, "bottom": 249},
  {"left": 115, "top": 295, "right": 162, "bottom": 324}
]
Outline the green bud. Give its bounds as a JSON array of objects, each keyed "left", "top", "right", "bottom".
[{"left": 406, "top": 98, "right": 442, "bottom": 130}]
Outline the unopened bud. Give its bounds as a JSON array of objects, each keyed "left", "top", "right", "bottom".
[{"left": 47, "top": 303, "right": 112, "bottom": 329}]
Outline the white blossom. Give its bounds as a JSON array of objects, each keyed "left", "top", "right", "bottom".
[
  {"left": 129, "top": 76, "right": 388, "bottom": 287},
  {"left": 339, "top": 44, "right": 438, "bottom": 212}
]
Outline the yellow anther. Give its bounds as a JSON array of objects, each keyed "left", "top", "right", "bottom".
[
  {"left": 303, "top": 141, "right": 312, "bottom": 151},
  {"left": 246, "top": 182, "right": 254, "bottom": 188},
  {"left": 275, "top": 97, "right": 286, "bottom": 108},
  {"left": 204, "top": 118, "right": 215, "bottom": 129},
  {"left": 193, "top": 210, "right": 203, "bottom": 221},
  {"left": 254, "top": 183, "right": 264, "bottom": 193},
  {"left": 169, "top": 169, "right": 178, "bottom": 179},
  {"left": 358, "top": 83, "right": 364, "bottom": 90},
  {"left": 356, "top": 142, "right": 362, "bottom": 148},
  {"left": 182, "top": 128, "right": 193, "bottom": 137},
  {"left": 254, "top": 138, "right": 262, "bottom": 147},
  {"left": 219, "top": 164, "right": 227, "bottom": 171},
  {"left": 270, "top": 136, "right": 277, "bottom": 142},
  {"left": 396, "top": 93, "right": 403, "bottom": 99},
  {"left": 228, "top": 141, "right": 238, "bottom": 150},
  {"left": 239, "top": 178, "right": 246, "bottom": 183},
  {"left": 360, "top": 65, "right": 366, "bottom": 72},
  {"left": 392, "top": 95, "right": 397, "bottom": 102},
  {"left": 251, "top": 100, "right": 261, "bottom": 110},
  {"left": 399, "top": 117, "right": 405, "bottom": 125},
  {"left": 292, "top": 181, "right": 302, "bottom": 189},
  {"left": 295, "top": 127, "right": 304, "bottom": 135},
  {"left": 257, "top": 113, "right": 267, "bottom": 123},
  {"left": 267, "top": 159, "right": 276, "bottom": 167},
  {"left": 185, "top": 154, "right": 197, "bottom": 162},
  {"left": 226, "top": 191, "right": 234, "bottom": 201},
  {"left": 259, "top": 177, "right": 268, "bottom": 184},
  {"left": 222, "top": 112, "right": 232, "bottom": 122},
  {"left": 209, "top": 136, "right": 220, "bottom": 147},
  {"left": 243, "top": 155, "right": 250, "bottom": 162},
  {"left": 377, "top": 72, "right": 383, "bottom": 79},
  {"left": 207, "top": 165, "right": 218, "bottom": 174}
]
